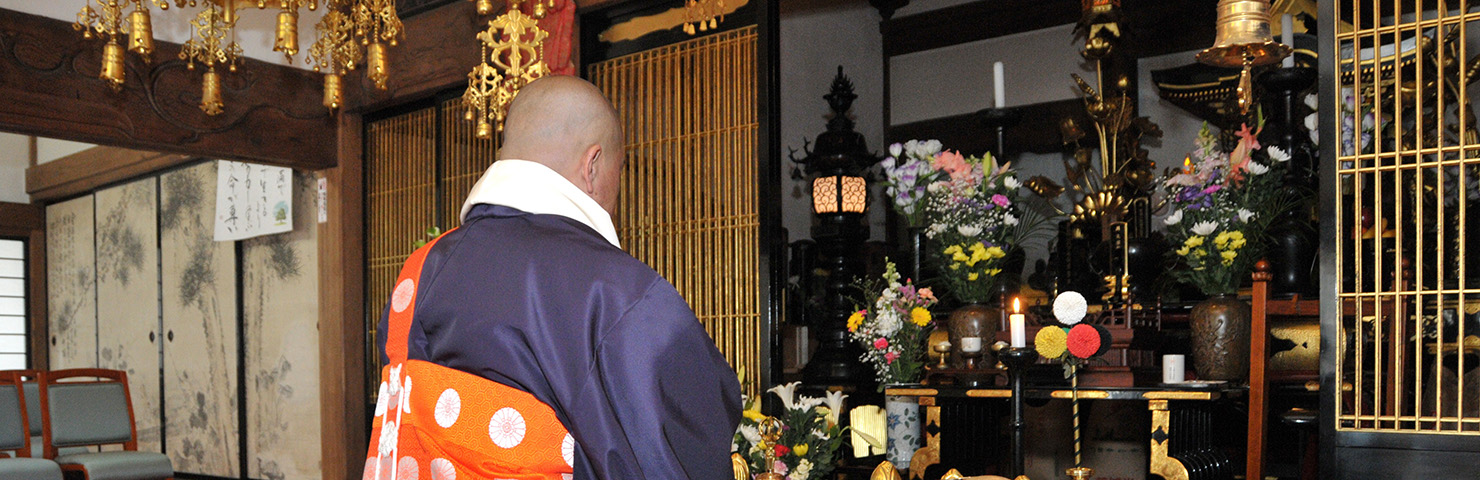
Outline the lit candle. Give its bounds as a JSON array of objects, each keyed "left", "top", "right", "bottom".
[
  {"left": 961, "top": 337, "right": 983, "bottom": 353},
  {"left": 993, "top": 61, "right": 1006, "bottom": 108},
  {"left": 1281, "top": 14, "right": 1295, "bottom": 68},
  {"left": 1183, "top": 156, "right": 1194, "bottom": 174},
  {"left": 1010, "top": 297, "right": 1026, "bottom": 348}
]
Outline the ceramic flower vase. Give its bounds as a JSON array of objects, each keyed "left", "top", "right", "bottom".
[
  {"left": 1189, "top": 293, "right": 1251, "bottom": 381},
  {"left": 884, "top": 393, "right": 921, "bottom": 471}
]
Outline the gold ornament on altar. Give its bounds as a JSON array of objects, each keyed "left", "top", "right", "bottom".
[
  {"left": 1195, "top": 0, "right": 1291, "bottom": 115},
  {"left": 682, "top": 0, "right": 724, "bottom": 35},
  {"left": 74, "top": 0, "right": 141, "bottom": 90},
  {"left": 179, "top": 3, "right": 243, "bottom": 115},
  {"left": 306, "top": 5, "right": 360, "bottom": 110},
  {"left": 462, "top": 0, "right": 552, "bottom": 138},
  {"left": 752, "top": 417, "right": 785, "bottom": 480}
]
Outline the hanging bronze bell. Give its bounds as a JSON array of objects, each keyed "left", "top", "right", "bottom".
[
  {"left": 367, "top": 41, "right": 389, "bottom": 90},
  {"left": 201, "top": 68, "right": 225, "bottom": 115},
  {"left": 274, "top": 9, "right": 299, "bottom": 58},
  {"left": 1195, "top": 0, "right": 1291, "bottom": 115},
  {"left": 127, "top": 8, "right": 154, "bottom": 61},
  {"left": 322, "top": 73, "right": 342, "bottom": 110},
  {"left": 100, "top": 41, "right": 126, "bottom": 91}
]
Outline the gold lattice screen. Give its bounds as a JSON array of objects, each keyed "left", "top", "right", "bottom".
[
  {"left": 1334, "top": 2, "right": 1480, "bottom": 434},
  {"left": 589, "top": 26, "right": 762, "bottom": 396},
  {"left": 364, "top": 98, "right": 501, "bottom": 391}
]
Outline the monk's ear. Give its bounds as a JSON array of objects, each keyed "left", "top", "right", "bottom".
[{"left": 580, "top": 143, "right": 603, "bottom": 195}]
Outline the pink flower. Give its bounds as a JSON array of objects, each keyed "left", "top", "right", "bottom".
[
  {"left": 991, "top": 194, "right": 1010, "bottom": 208},
  {"left": 773, "top": 460, "right": 789, "bottom": 475},
  {"left": 873, "top": 338, "right": 889, "bottom": 350},
  {"left": 919, "top": 288, "right": 936, "bottom": 302},
  {"left": 884, "top": 351, "right": 899, "bottom": 363},
  {"left": 933, "top": 151, "right": 973, "bottom": 181}
]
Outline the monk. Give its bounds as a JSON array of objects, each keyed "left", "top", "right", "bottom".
[{"left": 367, "top": 76, "right": 742, "bottom": 480}]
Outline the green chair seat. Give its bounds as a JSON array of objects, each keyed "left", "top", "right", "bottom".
[
  {"left": 0, "top": 457, "right": 63, "bottom": 480},
  {"left": 53, "top": 451, "right": 172, "bottom": 480}
]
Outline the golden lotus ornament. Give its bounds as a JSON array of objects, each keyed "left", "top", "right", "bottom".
[{"left": 1195, "top": 0, "right": 1291, "bottom": 115}]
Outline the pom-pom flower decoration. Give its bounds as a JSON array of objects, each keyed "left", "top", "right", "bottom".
[{"left": 1036, "top": 291, "right": 1111, "bottom": 378}]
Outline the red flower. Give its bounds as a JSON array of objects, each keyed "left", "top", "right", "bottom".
[
  {"left": 774, "top": 444, "right": 791, "bottom": 457},
  {"left": 873, "top": 338, "right": 889, "bottom": 350},
  {"left": 1067, "top": 324, "right": 1102, "bottom": 359}
]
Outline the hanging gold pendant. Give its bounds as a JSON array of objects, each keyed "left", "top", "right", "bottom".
[
  {"left": 100, "top": 40, "right": 127, "bottom": 90},
  {"left": 201, "top": 67, "right": 224, "bottom": 115},
  {"left": 274, "top": 9, "right": 299, "bottom": 59},
  {"left": 127, "top": 7, "right": 154, "bottom": 61},
  {"left": 322, "top": 73, "right": 342, "bottom": 110}
]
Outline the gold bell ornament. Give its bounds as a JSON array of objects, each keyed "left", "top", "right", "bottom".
[
  {"left": 322, "top": 73, "right": 343, "bottom": 110},
  {"left": 1194, "top": 0, "right": 1291, "bottom": 115},
  {"left": 201, "top": 68, "right": 225, "bottom": 115},
  {"left": 275, "top": 9, "right": 299, "bottom": 59},
  {"left": 100, "top": 40, "right": 127, "bottom": 90},
  {"left": 127, "top": 7, "right": 154, "bottom": 61}
]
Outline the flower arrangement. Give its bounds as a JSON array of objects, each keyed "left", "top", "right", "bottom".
[
  {"left": 878, "top": 139, "right": 1040, "bottom": 304},
  {"left": 1033, "top": 291, "right": 1110, "bottom": 377},
  {"left": 732, "top": 382, "right": 847, "bottom": 480},
  {"left": 1160, "top": 121, "right": 1292, "bottom": 295},
  {"left": 847, "top": 261, "right": 938, "bottom": 388}
]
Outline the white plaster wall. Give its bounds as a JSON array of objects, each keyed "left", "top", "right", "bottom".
[
  {"left": 1137, "top": 49, "right": 1210, "bottom": 178},
  {"left": 780, "top": 0, "right": 887, "bottom": 242},
  {"left": 890, "top": 24, "right": 1093, "bottom": 125},
  {"left": 0, "top": 133, "right": 28, "bottom": 204},
  {"left": 0, "top": 1, "right": 324, "bottom": 69},
  {"left": 36, "top": 138, "right": 95, "bottom": 165}
]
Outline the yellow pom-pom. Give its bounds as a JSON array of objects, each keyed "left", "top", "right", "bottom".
[
  {"left": 1035, "top": 326, "right": 1068, "bottom": 359},
  {"left": 910, "top": 307, "right": 932, "bottom": 327}
]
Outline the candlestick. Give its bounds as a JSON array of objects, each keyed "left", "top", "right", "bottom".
[
  {"left": 999, "top": 347, "right": 1037, "bottom": 477},
  {"left": 1281, "top": 14, "right": 1294, "bottom": 68},
  {"left": 1009, "top": 297, "right": 1026, "bottom": 348},
  {"left": 993, "top": 61, "right": 1005, "bottom": 108}
]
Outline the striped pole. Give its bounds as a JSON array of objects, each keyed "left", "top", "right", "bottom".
[{"left": 1071, "top": 364, "right": 1081, "bottom": 468}]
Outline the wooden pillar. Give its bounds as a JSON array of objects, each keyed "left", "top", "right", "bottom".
[{"left": 319, "top": 112, "right": 366, "bottom": 480}]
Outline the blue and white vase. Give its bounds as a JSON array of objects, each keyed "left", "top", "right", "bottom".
[{"left": 885, "top": 393, "right": 921, "bottom": 471}]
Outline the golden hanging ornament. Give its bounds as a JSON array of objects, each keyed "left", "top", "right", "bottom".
[
  {"left": 682, "top": 0, "right": 724, "bottom": 35},
  {"left": 462, "top": 0, "right": 550, "bottom": 138},
  {"left": 472, "top": 0, "right": 494, "bottom": 16},
  {"left": 100, "top": 41, "right": 127, "bottom": 89},
  {"left": 180, "top": 3, "right": 243, "bottom": 115},
  {"left": 352, "top": 0, "right": 404, "bottom": 90},
  {"left": 1195, "top": 0, "right": 1291, "bottom": 115},
  {"left": 307, "top": 4, "right": 361, "bottom": 110},
  {"left": 126, "top": 5, "right": 154, "bottom": 60},
  {"left": 75, "top": 0, "right": 132, "bottom": 90}
]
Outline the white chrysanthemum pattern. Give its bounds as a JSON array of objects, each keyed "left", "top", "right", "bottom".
[
  {"left": 374, "top": 382, "right": 389, "bottom": 417},
  {"left": 434, "top": 389, "right": 461, "bottom": 428},
  {"left": 562, "top": 433, "right": 575, "bottom": 467},
  {"left": 488, "top": 407, "right": 527, "bottom": 448},
  {"left": 430, "top": 458, "right": 456, "bottom": 480},
  {"left": 397, "top": 456, "right": 418, "bottom": 480},
  {"left": 391, "top": 279, "right": 416, "bottom": 313}
]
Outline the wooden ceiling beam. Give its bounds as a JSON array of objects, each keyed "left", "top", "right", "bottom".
[{"left": 0, "top": 9, "right": 336, "bottom": 171}]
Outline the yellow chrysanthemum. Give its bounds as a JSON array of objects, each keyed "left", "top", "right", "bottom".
[
  {"left": 1227, "top": 230, "right": 1246, "bottom": 249},
  {"left": 986, "top": 268, "right": 1001, "bottom": 276},
  {"left": 968, "top": 272, "right": 980, "bottom": 281},
  {"left": 953, "top": 251, "right": 971, "bottom": 263},
  {"left": 910, "top": 307, "right": 932, "bottom": 327},
  {"left": 1185, "top": 236, "right": 1205, "bottom": 248},
  {"left": 1035, "top": 326, "right": 1068, "bottom": 359},
  {"left": 943, "top": 245, "right": 963, "bottom": 256},
  {"left": 846, "top": 310, "right": 865, "bottom": 332},
  {"left": 1214, "top": 231, "right": 1231, "bottom": 249},
  {"left": 793, "top": 444, "right": 809, "bottom": 456},
  {"left": 1220, "top": 250, "right": 1237, "bottom": 265},
  {"left": 986, "top": 246, "right": 1006, "bottom": 259},
  {"left": 1175, "top": 246, "right": 1191, "bottom": 257}
]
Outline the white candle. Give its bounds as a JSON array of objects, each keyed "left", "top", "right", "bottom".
[
  {"left": 993, "top": 61, "right": 1005, "bottom": 108},
  {"left": 1281, "top": 14, "right": 1295, "bottom": 68},
  {"left": 960, "top": 337, "right": 983, "bottom": 353},
  {"left": 1009, "top": 297, "right": 1026, "bottom": 348}
]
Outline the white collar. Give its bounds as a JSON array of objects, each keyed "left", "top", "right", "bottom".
[{"left": 459, "top": 159, "right": 622, "bottom": 248}]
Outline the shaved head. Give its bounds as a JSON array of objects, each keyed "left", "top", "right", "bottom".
[{"left": 500, "top": 76, "right": 626, "bottom": 212}]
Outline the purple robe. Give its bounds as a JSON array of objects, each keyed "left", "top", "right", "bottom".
[{"left": 377, "top": 204, "right": 742, "bottom": 479}]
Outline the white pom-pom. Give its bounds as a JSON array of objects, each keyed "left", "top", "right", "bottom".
[{"left": 1053, "top": 291, "right": 1088, "bottom": 325}]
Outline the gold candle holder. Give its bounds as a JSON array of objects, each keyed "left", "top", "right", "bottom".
[{"left": 1066, "top": 466, "right": 1094, "bottom": 480}]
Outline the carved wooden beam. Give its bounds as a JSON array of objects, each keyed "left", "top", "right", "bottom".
[
  {"left": 0, "top": 9, "right": 335, "bottom": 170},
  {"left": 25, "top": 145, "right": 193, "bottom": 202},
  {"left": 352, "top": 1, "right": 491, "bottom": 112}
]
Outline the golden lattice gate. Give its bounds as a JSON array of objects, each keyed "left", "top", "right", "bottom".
[{"left": 589, "top": 26, "right": 764, "bottom": 396}]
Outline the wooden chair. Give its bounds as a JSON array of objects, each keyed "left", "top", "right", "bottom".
[
  {"left": 0, "top": 370, "right": 62, "bottom": 480},
  {"left": 37, "top": 369, "right": 172, "bottom": 480}
]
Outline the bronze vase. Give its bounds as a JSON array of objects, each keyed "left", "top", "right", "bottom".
[
  {"left": 1189, "top": 293, "right": 1251, "bottom": 381},
  {"left": 948, "top": 303, "right": 1000, "bottom": 369}
]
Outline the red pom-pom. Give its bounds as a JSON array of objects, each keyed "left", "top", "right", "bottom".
[{"left": 1067, "top": 324, "right": 1101, "bottom": 359}]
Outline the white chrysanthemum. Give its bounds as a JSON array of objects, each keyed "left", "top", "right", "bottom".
[
  {"left": 398, "top": 457, "right": 419, "bottom": 480},
  {"left": 738, "top": 423, "right": 762, "bottom": 449},
  {"left": 794, "top": 395, "right": 825, "bottom": 412},
  {"left": 562, "top": 434, "right": 575, "bottom": 467},
  {"left": 1163, "top": 209, "right": 1183, "bottom": 226},
  {"left": 1053, "top": 291, "right": 1088, "bottom": 325},
  {"left": 1238, "top": 209, "right": 1255, "bottom": 223},
  {"left": 927, "top": 223, "right": 947, "bottom": 237},
  {"left": 889, "top": 143, "right": 903, "bottom": 158},
  {"left": 1191, "top": 221, "right": 1217, "bottom": 236},
  {"left": 792, "top": 460, "right": 814, "bottom": 480},
  {"left": 1247, "top": 162, "right": 1269, "bottom": 175},
  {"left": 957, "top": 225, "right": 982, "bottom": 237},
  {"left": 1003, "top": 176, "right": 1021, "bottom": 189},
  {"left": 1267, "top": 145, "right": 1291, "bottom": 162},
  {"left": 1304, "top": 113, "right": 1318, "bottom": 133},
  {"left": 1004, "top": 214, "right": 1019, "bottom": 226},
  {"left": 488, "top": 407, "right": 527, "bottom": 449},
  {"left": 430, "top": 458, "right": 456, "bottom": 480}
]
